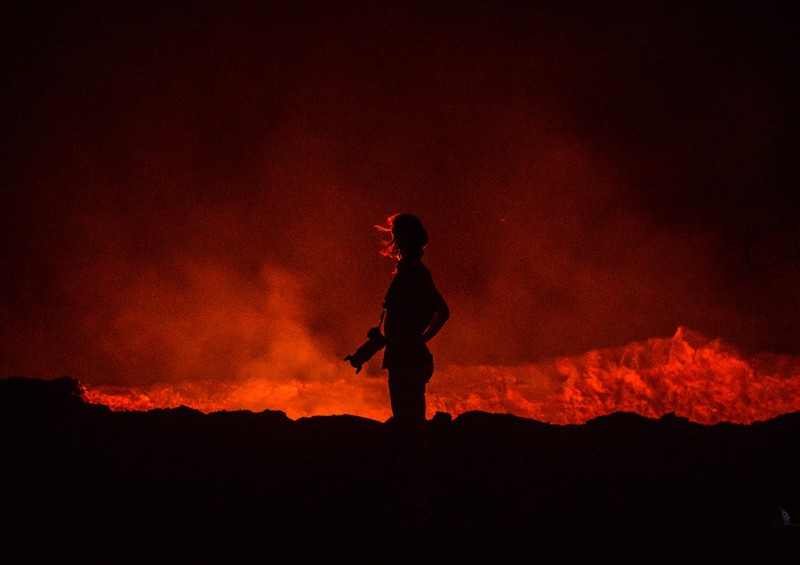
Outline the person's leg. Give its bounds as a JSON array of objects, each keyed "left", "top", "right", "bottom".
[
  {"left": 388, "top": 368, "right": 427, "bottom": 426},
  {"left": 386, "top": 367, "right": 434, "bottom": 556}
]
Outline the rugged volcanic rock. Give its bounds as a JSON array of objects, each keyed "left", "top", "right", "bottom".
[{"left": 1, "top": 377, "right": 798, "bottom": 563}]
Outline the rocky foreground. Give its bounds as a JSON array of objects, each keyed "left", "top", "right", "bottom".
[{"left": 1, "top": 376, "right": 798, "bottom": 563}]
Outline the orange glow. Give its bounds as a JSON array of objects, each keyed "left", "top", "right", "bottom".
[
  {"left": 84, "top": 327, "right": 800, "bottom": 424},
  {"left": 428, "top": 327, "right": 800, "bottom": 424},
  {"left": 84, "top": 376, "right": 392, "bottom": 421}
]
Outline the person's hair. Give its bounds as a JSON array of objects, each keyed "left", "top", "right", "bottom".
[{"left": 376, "top": 213, "right": 428, "bottom": 259}]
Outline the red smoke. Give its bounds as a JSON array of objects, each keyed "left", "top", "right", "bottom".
[
  {"left": 84, "top": 327, "right": 800, "bottom": 424},
  {"left": 4, "top": 3, "right": 800, "bottom": 426}
]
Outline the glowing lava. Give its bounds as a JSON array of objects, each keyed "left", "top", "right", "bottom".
[
  {"left": 428, "top": 327, "right": 800, "bottom": 424},
  {"left": 84, "top": 327, "right": 800, "bottom": 424}
]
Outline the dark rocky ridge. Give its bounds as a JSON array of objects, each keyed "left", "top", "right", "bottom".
[{"left": 1, "top": 376, "right": 798, "bottom": 563}]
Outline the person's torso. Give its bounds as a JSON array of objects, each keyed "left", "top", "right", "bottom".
[{"left": 383, "top": 259, "right": 437, "bottom": 344}]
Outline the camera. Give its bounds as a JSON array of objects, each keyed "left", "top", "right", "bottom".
[{"left": 344, "top": 327, "right": 387, "bottom": 373}]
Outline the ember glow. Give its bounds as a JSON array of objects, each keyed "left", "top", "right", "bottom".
[{"left": 83, "top": 327, "right": 800, "bottom": 424}]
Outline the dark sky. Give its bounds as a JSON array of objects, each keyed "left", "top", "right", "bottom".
[{"left": 2, "top": 1, "right": 800, "bottom": 392}]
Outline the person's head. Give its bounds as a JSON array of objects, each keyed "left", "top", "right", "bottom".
[{"left": 378, "top": 213, "right": 428, "bottom": 260}]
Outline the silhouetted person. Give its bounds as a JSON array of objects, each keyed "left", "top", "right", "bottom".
[
  {"left": 346, "top": 213, "right": 449, "bottom": 426},
  {"left": 346, "top": 213, "right": 449, "bottom": 557}
]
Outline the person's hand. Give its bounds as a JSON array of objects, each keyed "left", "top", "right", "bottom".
[{"left": 343, "top": 355, "right": 363, "bottom": 373}]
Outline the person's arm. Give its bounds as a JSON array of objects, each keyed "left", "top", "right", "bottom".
[{"left": 421, "top": 291, "right": 449, "bottom": 344}]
